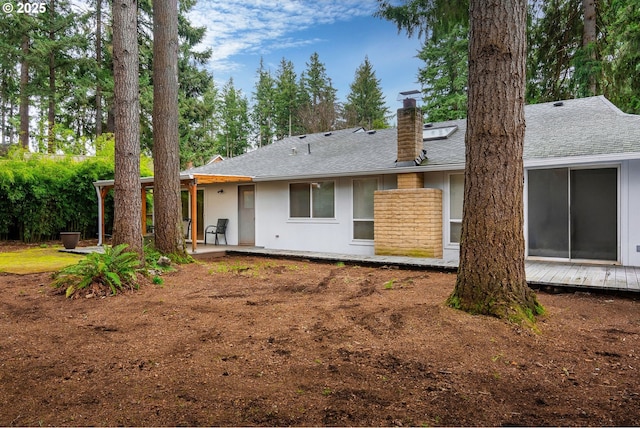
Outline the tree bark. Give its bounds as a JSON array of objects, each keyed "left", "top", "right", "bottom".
[
  {"left": 448, "top": 0, "right": 540, "bottom": 322},
  {"left": 19, "top": 35, "right": 29, "bottom": 150},
  {"left": 95, "top": 0, "right": 103, "bottom": 136},
  {"left": 152, "top": 0, "right": 185, "bottom": 255},
  {"left": 583, "top": 0, "right": 597, "bottom": 95},
  {"left": 48, "top": 0, "right": 56, "bottom": 153},
  {"left": 1, "top": 73, "right": 6, "bottom": 145},
  {"left": 112, "top": 0, "right": 142, "bottom": 257}
]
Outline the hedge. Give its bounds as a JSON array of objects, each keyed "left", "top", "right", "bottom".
[{"left": 0, "top": 155, "right": 115, "bottom": 242}]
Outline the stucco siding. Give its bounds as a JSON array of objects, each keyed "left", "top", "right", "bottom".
[
  {"left": 202, "top": 183, "right": 240, "bottom": 245},
  {"left": 254, "top": 179, "right": 372, "bottom": 255}
]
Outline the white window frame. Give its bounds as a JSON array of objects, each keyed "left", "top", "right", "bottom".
[
  {"left": 446, "top": 172, "right": 464, "bottom": 247},
  {"left": 352, "top": 177, "right": 378, "bottom": 241},
  {"left": 288, "top": 180, "right": 336, "bottom": 220}
]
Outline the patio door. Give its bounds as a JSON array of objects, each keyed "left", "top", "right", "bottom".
[
  {"left": 527, "top": 167, "right": 618, "bottom": 261},
  {"left": 238, "top": 185, "right": 255, "bottom": 245}
]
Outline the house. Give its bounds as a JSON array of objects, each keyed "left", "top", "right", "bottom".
[{"left": 94, "top": 96, "right": 640, "bottom": 267}]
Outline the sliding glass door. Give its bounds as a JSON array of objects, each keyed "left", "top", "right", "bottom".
[{"left": 527, "top": 167, "right": 618, "bottom": 261}]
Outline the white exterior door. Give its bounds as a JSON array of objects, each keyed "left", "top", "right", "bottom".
[{"left": 238, "top": 185, "right": 255, "bottom": 245}]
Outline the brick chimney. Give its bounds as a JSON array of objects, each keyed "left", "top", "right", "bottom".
[
  {"left": 396, "top": 91, "right": 426, "bottom": 188},
  {"left": 396, "top": 104, "right": 423, "bottom": 164},
  {"left": 374, "top": 90, "right": 442, "bottom": 258}
]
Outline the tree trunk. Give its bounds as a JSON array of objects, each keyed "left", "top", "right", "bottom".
[
  {"left": 112, "top": 0, "right": 142, "bottom": 257},
  {"left": 448, "top": 0, "right": 541, "bottom": 322},
  {"left": 582, "top": 0, "right": 597, "bottom": 95},
  {"left": 106, "top": 106, "right": 115, "bottom": 133},
  {"left": 95, "top": 0, "right": 103, "bottom": 136},
  {"left": 1, "top": 72, "right": 6, "bottom": 145},
  {"left": 19, "top": 35, "right": 29, "bottom": 150},
  {"left": 152, "top": 0, "right": 185, "bottom": 255},
  {"left": 48, "top": 0, "right": 56, "bottom": 154}
]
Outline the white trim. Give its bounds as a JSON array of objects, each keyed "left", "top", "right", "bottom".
[{"left": 524, "top": 152, "right": 640, "bottom": 168}]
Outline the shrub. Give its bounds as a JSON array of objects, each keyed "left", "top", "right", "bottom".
[
  {"left": 52, "top": 244, "right": 141, "bottom": 298},
  {"left": 0, "top": 144, "right": 153, "bottom": 242}
]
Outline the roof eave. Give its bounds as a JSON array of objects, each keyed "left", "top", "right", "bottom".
[{"left": 93, "top": 173, "right": 253, "bottom": 188}]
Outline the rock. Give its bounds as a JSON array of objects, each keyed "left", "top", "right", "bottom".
[{"left": 157, "top": 256, "right": 171, "bottom": 267}]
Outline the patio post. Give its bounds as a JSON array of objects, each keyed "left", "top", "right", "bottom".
[
  {"left": 95, "top": 184, "right": 103, "bottom": 246},
  {"left": 189, "top": 180, "right": 197, "bottom": 253},
  {"left": 141, "top": 185, "right": 147, "bottom": 235}
]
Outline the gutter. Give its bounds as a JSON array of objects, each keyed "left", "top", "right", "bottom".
[{"left": 251, "top": 163, "right": 468, "bottom": 182}]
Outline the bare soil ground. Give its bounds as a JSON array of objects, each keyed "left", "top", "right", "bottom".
[{"left": 1, "top": 241, "right": 640, "bottom": 426}]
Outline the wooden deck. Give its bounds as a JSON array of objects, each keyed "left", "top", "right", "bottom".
[{"left": 525, "top": 261, "right": 640, "bottom": 292}]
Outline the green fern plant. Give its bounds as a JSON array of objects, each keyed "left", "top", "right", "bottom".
[{"left": 52, "top": 244, "right": 141, "bottom": 298}]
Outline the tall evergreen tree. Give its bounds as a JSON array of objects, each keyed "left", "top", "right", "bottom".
[
  {"left": 95, "top": 0, "right": 104, "bottom": 136},
  {"left": 417, "top": 23, "right": 468, "bottom": 121},
  {"left": 344, "top": 56, "right": 389, "bottom": 128},
  {"left": 32, "top": 0, "right": 86, "bottom": 153},
  {"left": 18, "top": 34, "right": 29, "bottom": 149},
  {"left": 449, "top": 0, "right": 541, "bottom": 322},
  {"left": 606, "top": 0, "right": 640, "bottom": 113},
  {"left": 274, "top": 58, "right": 299, "bottom": 139},
  {"left": 153, "top": 0, "right": 185, "bottom": 256},
  {"left": 0, "top": 11, "right": 23, "bottom": 145},
  {"left": 218, "top": 78, "right": 249, "bottom": 157},
  {"left": 252, "top": 57, "right": 276, "bottom": 147},
  {"left": 526, "top": 0, "right": 607, "bottom": 102},
  {"left": 376, "top": 0, "right": 469, "bottom": 41},
  {"left": 298, "top": 52, "right": 337, "bottom": 133},
  {"left": 112, "top": 0, "right": 142, "bottom": 257},
  {"left": 377, "top": 0, "right": 469, "bottom": 120}
]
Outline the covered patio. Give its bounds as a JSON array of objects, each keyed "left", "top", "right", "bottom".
[{"left": 92, "top": 173, "right": 252, "bottom": 253}]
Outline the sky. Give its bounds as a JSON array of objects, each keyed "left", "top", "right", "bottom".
[{"left": 187, "top": 0, "right": 425, "bottom": 119}]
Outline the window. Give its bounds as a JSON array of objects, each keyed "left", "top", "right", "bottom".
[
  {"left": 289, "top": 181, "right": 335, "bottom": 218},
  {"left": 449, "top": 174, "right": 464, "bottom": 244},
  {"left": 353, "top": 178, "right": 377, "bottom": 240}
]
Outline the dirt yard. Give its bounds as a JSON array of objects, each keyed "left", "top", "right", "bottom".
[{"left": 1, "top": 243, "right": 639, "bottom": 426}]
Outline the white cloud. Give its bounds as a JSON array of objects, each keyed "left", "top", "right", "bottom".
[{"left": 188, "top": 0, "right": 378, "bottom": 73}]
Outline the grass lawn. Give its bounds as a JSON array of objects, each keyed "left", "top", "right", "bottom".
[{"left": 0, "top": 247, "right": 83, "bottom": 274}]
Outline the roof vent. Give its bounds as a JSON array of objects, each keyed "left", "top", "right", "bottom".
[
  {"left": 424, "top": 123, "right": 433, "bottom": 128},
  {"left": 324, "top": 132, "right": 332, "bottom": 137},
  {"left": 290, "top": 147, "right": 297, "bottom": 155},
  {"left": 553, "top": 101, "right": 564, "bottom": 107},
  {"left": 299, "top": 135, "right": 307, "bottom": 139},
  {"left": 367, "top": 130, "right": 376, "bottom": 135}
]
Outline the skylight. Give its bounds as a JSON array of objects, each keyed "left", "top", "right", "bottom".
[{"left": 423, "top": 125, "right": 458, "bottom": 141}]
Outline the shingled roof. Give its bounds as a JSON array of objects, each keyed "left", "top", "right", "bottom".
[{"left": 186, "top": 96, "right": 640, "bottom": 181}]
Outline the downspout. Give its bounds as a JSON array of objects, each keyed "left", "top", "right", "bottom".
[{"left": 189, "top": 180, "right": 198, "bottom": 253}]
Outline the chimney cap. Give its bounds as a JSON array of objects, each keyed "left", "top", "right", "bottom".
[{"left": 397, "top": 89, "right": 423, "bottom": 102}]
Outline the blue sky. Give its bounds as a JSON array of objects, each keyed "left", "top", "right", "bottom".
[{"left": 187, "top": 0, "right": 425, "bottom": 118}]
